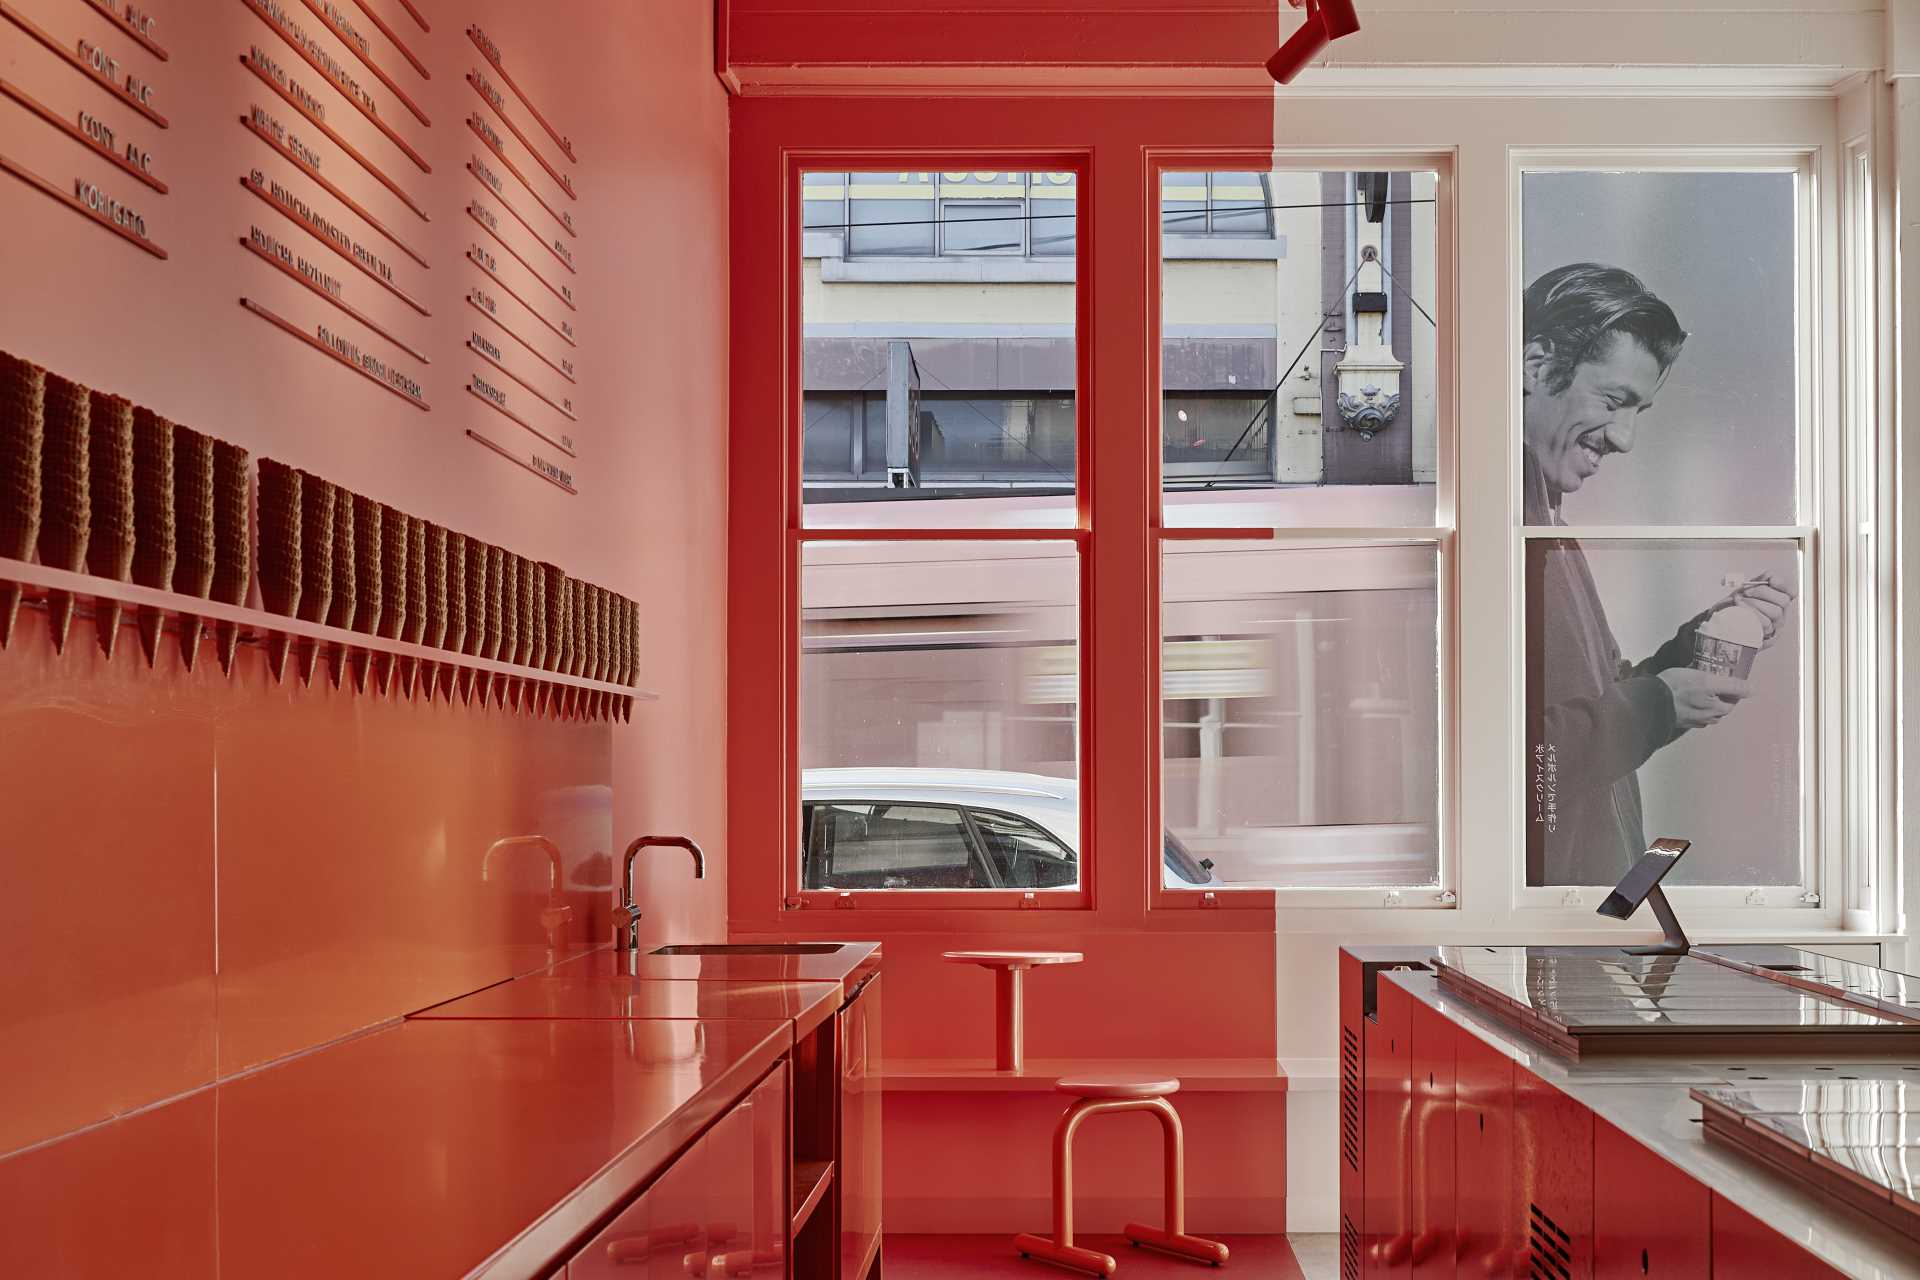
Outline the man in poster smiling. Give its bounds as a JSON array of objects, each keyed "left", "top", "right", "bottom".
[{"left": 1522, "top": 264, "right": 1796, "bottom": 885}]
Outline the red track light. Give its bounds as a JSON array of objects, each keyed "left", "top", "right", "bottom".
[{"left": 1267, "top": 0, "right": 1361, "bottom": 84}]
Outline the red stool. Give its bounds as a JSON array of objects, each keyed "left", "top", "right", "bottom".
[{"left": 1013, "top": 1076, "right": 1230, "bottom": 1276}]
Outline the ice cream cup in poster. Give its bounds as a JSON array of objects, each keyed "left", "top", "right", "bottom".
[{"left": 1692, "top": 603, "right": 1764, "bottom": 680}]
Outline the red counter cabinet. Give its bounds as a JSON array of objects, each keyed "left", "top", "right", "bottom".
[
  {"left": 569, "top": 1063, "right": 789, "bottom": 1279},
  {"left": 1336, "top": 949, "right": 1860, "bottom": 1280}
]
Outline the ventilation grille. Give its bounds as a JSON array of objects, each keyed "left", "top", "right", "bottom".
[
  {"left": 1528, "top": 1202, "right": 1572, "bottom": 1280},
  {"left": 1340, "top": 1211, "right": 1360, "bottom": 1280},
  {"left": 1340, "top": 1024, "right": 1361, "bottom": 1172}
]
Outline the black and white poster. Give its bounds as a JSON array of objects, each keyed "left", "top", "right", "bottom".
[{"left": 1520, "top": 171, "right": 1802, "bottom": 888}]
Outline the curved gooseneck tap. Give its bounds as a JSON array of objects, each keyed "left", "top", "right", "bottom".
[
  {"left": 616, "top": 835, "right": 706, "bottom": 954},
  {"left": 482, "top": 835, "right": 573, "bottom": 954}
]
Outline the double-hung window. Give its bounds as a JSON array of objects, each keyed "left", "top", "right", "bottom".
[{"left": 796, "top": 160, "right": 1088, "bottom": 908}]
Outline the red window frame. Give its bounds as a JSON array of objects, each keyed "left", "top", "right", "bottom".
[{"left": 726, "top": 97, "right": 1282, "bottom": 934}]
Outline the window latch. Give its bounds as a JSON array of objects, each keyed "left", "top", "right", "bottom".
[
  {"left": 1019, "top": 892, "right": 1038, "bottom": 910},
  {"left": 835, "top": 892, "right": 856, "bottom": 909},
  {"left": 1200, "top": 891, "right": 1220, "bottom": 909},
  {"left": 783, "top": 896, "right": 805, "bottom": 911}
]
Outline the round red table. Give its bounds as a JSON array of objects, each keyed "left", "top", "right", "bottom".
[{"left": 941, "top": 950, "right": 1083, "bottom": 1071}]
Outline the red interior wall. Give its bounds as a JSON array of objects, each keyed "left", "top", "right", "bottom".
[{"left": 0, "top": 0, "right": 728, "bottom": 1158}]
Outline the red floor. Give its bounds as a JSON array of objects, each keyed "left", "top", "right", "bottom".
[{"left": 883, "top": 1234, "right": 1304, "bottom": 1278}]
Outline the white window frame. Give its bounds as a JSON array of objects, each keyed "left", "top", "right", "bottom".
[{"left": 1156, "top": 149, "right": 1460, "bottom": 911}]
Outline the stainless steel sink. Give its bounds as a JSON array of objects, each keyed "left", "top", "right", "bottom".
[{"left": 651, "top": 943, "right": 848, "bottom": 956}]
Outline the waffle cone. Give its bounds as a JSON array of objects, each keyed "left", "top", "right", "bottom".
[
  {"left": 295, "top": 474, "right": 335, "bottom": 624},
  {"left": 128, "top": 407, "right": 179, "bottom": 665},
  {"left": 541, "top": 563, "right": 567, "bottom": 672},
  {"left": 498, "top": 552, "right": 520, "bottom": 670},
  {"left": 0, "top": 354, "right": 44, "bottom": 648},
  {"left": 377, "top": 504, "right": 408, "bottom": 646},
  {"left": 172, "top": 429, "right": 216, "bottom": 670},
  {"left": 294, "top": 474, "right": 335, "bottom": 685},
  {"left": 622, "top": 595, "right": 638, "bottom": 687},
  {"left": 85, "top": 392, "right": 135, "bottom": 660},
  {"left": 255, "top": 459, "right": 302, "bottom": 619},
  {"left": 38, "top": 373, "right": 90, "bottom": 653},
  {"left": 462, "top": 536, "right": 488, "bottom": 657},
  {"left": 350, "top": 497, "right": 384, "bottom": 634},
  {"left": 483, "top": 545, "right": 505, "bottom": 662},
  {"left": 526, "top": 564, "right": 547, "bottom": 672},
  {"left": 570, "top": 579, "right": 587, "bottom": 677},
  {"left": 595, "top": 586, "right": 613, "bottom": 682},
  {"left": 324, "top": 489, "right": 356, "bottom": 687},
  {"left": 210, "top": 440, "right": 250, "bottom": 674},
  {"left": 423, "top": 524, "right": 448, "bottom": 649},
  {"left": 443, "top": 531, "right": 467, "bottom": 651},
  {"left": 403, "top": 516, "right": 426, "bottom": 645}
]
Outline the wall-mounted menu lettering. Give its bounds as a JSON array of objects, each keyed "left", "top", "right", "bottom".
[
  {"left": 246, "top": 0, "right": 375, "bottom": 120},
  {"left": 466, "top": 428, "right": 576, "bottom": 495},
  {"left": 242, "top": 47, "right": 427, "bottom": 222},
  {"left": 243, "top": 169, "right": 426, "bottom": 316},
  {"left": 242, "top": 105, "right": 427, "bottom": 268},
  {"left": 249, "top": 223, "right": 338, "bottom": 298},
  {"left": 239, "top": 298, "right": 428, "bottom": 408},
  {"left": 467, "top": 25, "right": 574, "bottom": 162},
  {"left": 291, "top": 0, "right": 430, "bottom": 127},
  {"left": 242, "top": 227, "right": 429, "bottom": 363},
  {"left": 0, "top": 150, "right": 165, "bottom": 256},
  {"left": 466, "top": 208, "right": 572, "bottom": 309},
  {"left": 232, "top": 0, "right": 432, "bottom": 416},
  {"left": 241, "top": 0, "right": 430, "bottom": 172},
  {"left": 0, "top": 78, "right": 166, "bottom": 193},
  {"left": 0, "top": 0, "right": 171, "bottom": 253},
  {"left": 466, "top": 69, "right": 573, "bottom": 197},
  {"left": 466, "top": 116, "right": 572, "bottom": 235},
  {"left": 0, "top": 2, "right": 168, "bottom": 126},
  {"left": 248, "top": 103, "right": 320, "bottom": 171},
  {"left": 460, "top": 24, "right": 583, "bottom": 495},
  {"left": 82, "top": 0, "right": 167, "bottom": 60},
  {"left": 467, "top": 335, "right": 575, "bottom": 422},
  {"left": 247, "top": 44, "right": 325, "bottom": 121}
]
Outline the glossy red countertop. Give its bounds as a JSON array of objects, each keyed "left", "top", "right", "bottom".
[
  {"left": 0, "top": 1015, "right": 790, "bottom": 1279},
  {"left": 555, "top": 942, "right": 882, "bottom": 999},
  {"left": 417, "top": 974, "right": 843, "bottom": 1040}
]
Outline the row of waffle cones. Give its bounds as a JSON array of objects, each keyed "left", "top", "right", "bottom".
[
  {"left": 0, "top": 351, "right": 250, "bottom": 670},
  {"left": 0, "top": 351, "right": 643, "bottom": 721},
  {"left": 252, "top": 460, "right": 643, "bottom": 719}
]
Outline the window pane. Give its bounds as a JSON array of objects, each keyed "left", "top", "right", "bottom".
[
  {"left": 1209, "top": 173, "right": 1270, "bottom": 236},
  {"left": 802, "top": 395, "right": 857, "bottom": 478},
  {"left": 1520, "top": 170, "right": 1797, "bottom": 526},
  {"left": 971, "top": 808, "right": 1077, "bottom": 889},
  {"left": 940, "top": 200, "right": 1023, "bottom": 255},
  {"left": 1162, "top": 542, "right": 1440, "bottom": 888},
  {"left": 1524, "top": 538, "right": 1801, "bottom": 887},
  {"left": 1162, "top": 170, "right": 1439, "bottom": 528},
  {"left": 847, "top": 172, "right": 936, "bottom": 258},
  {"left": 804, "top": 803, "right": 980, "bottom": 889},
  {"left": 800, "top": 541, "right": 1080, "bottom": 893},
  {"left": 802, "top": 172, "right": 846, "bottom": 235},
  {"left": 1161, "top": 171, "right": 1208, "bottom": 235},
  {"left": 803, "top": 169, "right": 1077, "bottom": 528}
]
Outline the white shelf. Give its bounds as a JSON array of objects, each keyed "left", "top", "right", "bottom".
[{"left": 0, "top": 555, "right": 659, "bottom": 703}]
